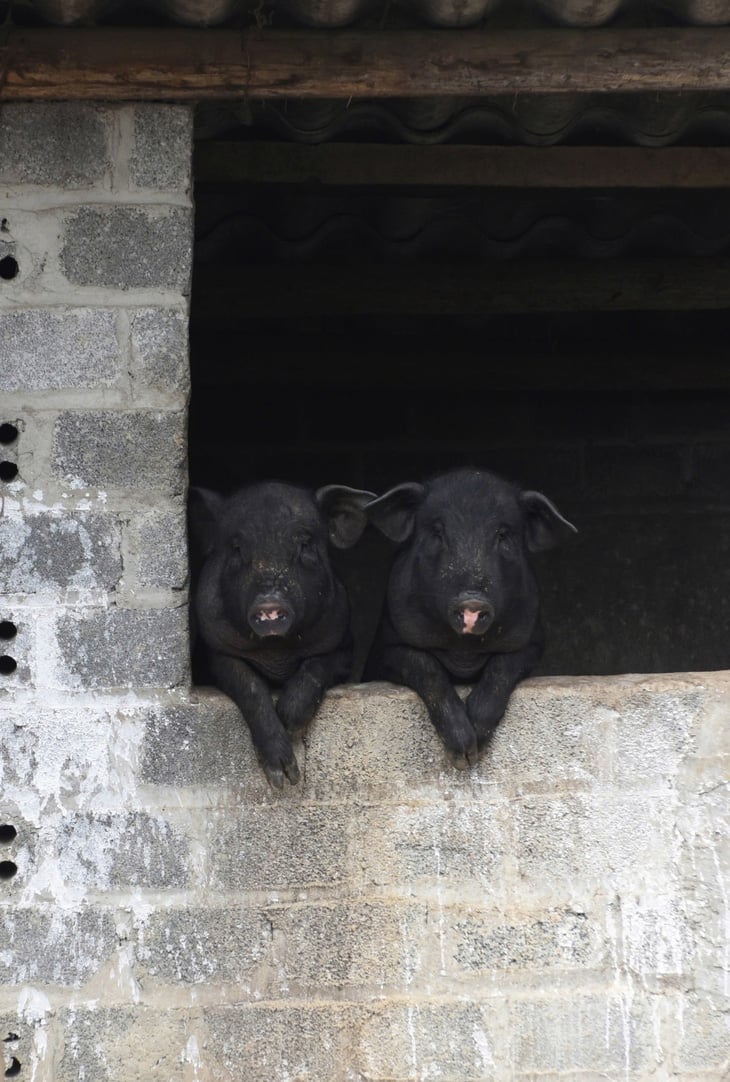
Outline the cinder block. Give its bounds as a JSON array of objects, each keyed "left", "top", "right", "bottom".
[
  {"left": 56, "top": 811, "right": 191, "bottom": 890},
  {"left": 0, "top": 810, "right": 38, "bottom": 895},
  {"left": 55, "top": 607, "right": 189, "bottom": 689},
  {"left": 273, "top": 901, "right": 428, "bottom": 994},
  {"left": 615, "top": 893, "right": 694, "bottom": 980},
  {"left": 130, "top": 307, "right": 189, "bottom": 394},
  {"left": 486, "top": 681, "right": 606, "bottom": 794},
  {"left": 675, "top": 993, "right": 730, "bottom": 1071},
  {"left": 451, "top": 906, "right": 600, "bottom": 974},
  {"left": 359, "top": 1001, "right": 507, "bottom": 1080},
  {"left": 60, "top": 206, "right": 192, "bottom": 291},
  {"left": 52, "top": 409, "right": 186, "bottom": 491},
  {"left": 209, "top": 805, "right": 350, "bottom": 892},
  {"left": 140, "top": 906, "right": 271, "bottom": 985},
  {"left": 510, "top": 993, "right": 655, "bottom": 1072},
  {"left": 2, "top": 906, "right": 117, "bottom": 987},
  {"left": 57, "top": 1007, "right": 190, "bottom": 1082},
  {"left": 128, "top": 505, "right": 188, "bottom": 590},
  {"left": 611, "top": 685, "right": 700, "bottom": 789},
  {"left": 0, "top": 512, "right": 121, "bottom": 595},
  {"left": 0, "top": 103, "right": 110, "bottom": 187},
  {"left": 0, "top": 605, "right": 36, "bottom": 689},
  {"left": 304, "top": 684, "right": 452, "bottom": 800},
  {"left": 351, "top": 801, "right": 509, "bottom": 899},
  {"left": 204, "top": 1004, "right": 356, "bottom": 1082},
  {"left": 139, "top": 692, "right": 269, "bottom": 792},
  {"left": 513, "top": 793, "right": 675, "bottom": 899},
  {"left": 130, "top": 106, "right": 193, "bottom": 192},
  {"left": 0, "top": 309, "right": 120, "bottom": 392},
  {"left": 0, "top": 700, "right": 150, "bottom": 809}
]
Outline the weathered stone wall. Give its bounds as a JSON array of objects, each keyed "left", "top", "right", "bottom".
[{"left": 1, "top": 104, "right": 729, "bottom": 1081}]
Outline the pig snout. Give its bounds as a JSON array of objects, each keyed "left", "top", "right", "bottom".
[
  {"left": 449, "top": 594, "right": 495, "bottom": 636},
  {"left": 248, "top": 594, "right": 294, "bottom": 637}
]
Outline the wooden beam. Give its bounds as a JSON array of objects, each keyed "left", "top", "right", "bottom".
[
  {"left": 3, "top": 28, "right": 730, "bottom": 101},
  {"left": 191, "top": 259, "right": 730, "bottom": 316},
  {"left": 195, "top": 142, "right": 730, "bottom": 188}
]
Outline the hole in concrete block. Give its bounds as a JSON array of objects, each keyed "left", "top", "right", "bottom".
[
  {"left": 0, "top": 462, "right": 18, "bottom": 482},
  {"left": 0, "top": 256, "right": 18, "bottom": 280},
  {"left": 0, "top": 825, "right": 17, "bottom": 845},
  {"left": 0, "top": 861, "right": 17, "bottom": 880},
  {"left": 4, "top": 1057, "right": 21, "bottom": 1077},
  {"left": 0, "top": 425, "right": 18, "bottom": 445},
  {"left": 0, "top": 623, "right": 17, "bottom": 641},
  {"left": 0, "top": 656, "right": 17, "bottom": 675}
]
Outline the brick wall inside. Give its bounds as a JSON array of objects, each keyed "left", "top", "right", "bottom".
[{"left": 1, "top": 104, "right": 729, "bottom": 1081}]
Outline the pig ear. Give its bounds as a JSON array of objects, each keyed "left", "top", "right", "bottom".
[
  {"left": 316, "top": 485, "right": 377, "bottom": 549},
  {"left": 188, "top": 486, "right": 225, "bottom": 555},
  {"left": 365, "top": 482, "right": 426, "bottom": 544},
  {"left": 519, "top": 490, "right": 578, "bottom": 553}
]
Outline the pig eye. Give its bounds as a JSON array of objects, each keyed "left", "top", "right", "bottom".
[
  {"left": 496, "top": 526, "right": 512, "bottom": 546},
  {"left": 229, "top": 535, "right": 250, "bottom": 564},
  {"left": 297, "top": 532, "right": 318, "bottom": 563}
]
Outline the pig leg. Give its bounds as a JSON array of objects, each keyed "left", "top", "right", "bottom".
[
  {"left": 275, "top": 647, "right": 354, "bottom": 734},
  {"left": 209, "top": 652, "right": 300, "bottom": 789},
  {"left": 465, "top": 641, "right": 543, "bottom": 751},
  {"left": 379, "top": 644, "right": 478, "bottom": 767}
]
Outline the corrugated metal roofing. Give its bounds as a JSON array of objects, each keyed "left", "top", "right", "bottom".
[
  {"left": 25, "top": 0, "right": 730, "bottom": 26},
  {"left": 193, "top": 190, "right": 730, "bottom": 261},
  {"left": 196, "top": 93, "right": 730, "bottom": 146}
]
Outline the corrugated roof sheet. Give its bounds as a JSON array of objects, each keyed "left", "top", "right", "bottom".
[
  {"left": 193, "top": 190, "right": 730, "bottom": 261},
  {"left": 195, "top": 94, "right": 730, "bottom": 146},
  {"left": 24, "top": 0, "right": 730, "bottom": 26}
]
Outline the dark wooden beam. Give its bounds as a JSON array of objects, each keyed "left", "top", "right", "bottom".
[
  {"left": 195, "top": 142, "right": 730, "bottom": 188},
  {"left": 191, "top": 258, "right": 730, "bottom": 317},
  {"left": 3, "top": 28, "right": 730, "bottom": 101}
]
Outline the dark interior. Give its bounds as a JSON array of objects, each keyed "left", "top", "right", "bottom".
[{"left": 189, "top": 101, "right": 730, "bottom": 676}]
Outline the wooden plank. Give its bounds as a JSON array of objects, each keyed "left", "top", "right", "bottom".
[
  {"left": 3, "top": 28, "right": 730, "bottom": 101},
  {"left": 191, "top": 258, "right": 730, "bottom": 317},
  {"left": 195, "top": 142, "right": 730, "bottom": 188}
]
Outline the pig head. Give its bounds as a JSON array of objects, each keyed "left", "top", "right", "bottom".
[
  {"left": 189, "top": 481, "right": 373, "bottom": 788},
  {"left": 365, "top": 468, "right": 577, "bottom": 768}
]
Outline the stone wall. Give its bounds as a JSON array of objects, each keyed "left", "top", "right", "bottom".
[{"left": 1, "top": 104, "right": 729, "bottom": 1081}]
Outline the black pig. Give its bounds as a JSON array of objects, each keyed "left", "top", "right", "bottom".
[
  {"left": 189, "top": 482, "right": 373, "bottom": 787},
  {"left": 365, "top": 468, "right": 577, "bottom": 767}
]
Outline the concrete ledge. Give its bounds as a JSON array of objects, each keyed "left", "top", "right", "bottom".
[{"left": 1, "top": 674, "right": 728, "bottom": 1080}]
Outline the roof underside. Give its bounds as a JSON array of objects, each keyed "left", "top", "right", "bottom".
[{"left": 18, "top": 0, "right": 730, "bottom": 26}]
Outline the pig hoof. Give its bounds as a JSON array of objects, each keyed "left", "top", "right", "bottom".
[
  {"left": 283, "top": 756, "right": 301, "bottom": 785},
  {"left": 264, "top": 765, "right": 286, "bottom": 790}
]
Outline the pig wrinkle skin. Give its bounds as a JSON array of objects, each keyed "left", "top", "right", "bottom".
[
  {"left": 365, "top": 468, "right": 577, "bottom": 769},
  {"left": 188, "top": 481, "right": 374, "bottom": 789}
]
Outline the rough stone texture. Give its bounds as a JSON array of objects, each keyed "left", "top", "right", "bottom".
[
  {"left": 130, "top": 107, "right": 193, "bottom": 192},
  {"left": 56, "top": 811, "right": 191, "bottom": 890},
  {"left": 128, "top": 505, "right": 188, "bottom": 590},
  {"left": 54, "top": 607, "right": 189, "bottom": 689},
  {"left": 0, "top": 511, "right": 122, "bottom": 595},
  {"left": 61, "top": 206, "right": 192, "bottom": 291},
  {"left": 2, "top": 907, "right": 118, "bottom": 986},
  {"left": 0, "top": 104, "right": 110, "bottom": 187},
  {"left": 2, "top": 676, "right": 729, "bottom": 1080},
  {"left": 0, "top": 309, "right": 121, "bottom": 392},
  {"left": 130, "top": 307, "right": 190, "bottom": 394},
  {"left": 52, "top": 410, "right": 186, "bottom": 491}
]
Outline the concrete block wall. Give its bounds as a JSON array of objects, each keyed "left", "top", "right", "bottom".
[{"left": 2, "top": 104, "right": 729, "bottom": 1080}]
